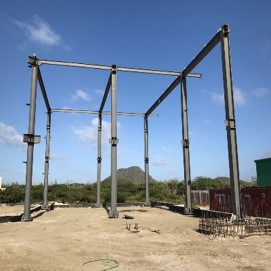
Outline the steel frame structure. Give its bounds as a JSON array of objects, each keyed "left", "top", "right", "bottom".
[{"left": 22, "top": 24, "right": 241, "bottom": 221}]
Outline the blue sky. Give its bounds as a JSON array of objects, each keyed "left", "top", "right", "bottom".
[{"left": 0, "top": 0, "right": 271, "bottom": 184}]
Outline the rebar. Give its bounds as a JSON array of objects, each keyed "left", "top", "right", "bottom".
[{"left": 199, "top": 216, "right": 271, "bottom": 237}]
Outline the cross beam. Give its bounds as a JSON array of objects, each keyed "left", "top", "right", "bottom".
[{"left": 36, "top": 58, "right": 201, "bottom": 78}]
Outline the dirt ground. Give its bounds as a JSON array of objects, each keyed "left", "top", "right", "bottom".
[{"left": 0, "top": 205, "right": 271, "bottom": 271}]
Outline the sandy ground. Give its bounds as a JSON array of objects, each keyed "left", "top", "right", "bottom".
[{"left": 0, "top": 205, "right": 271, "bottom": 271}]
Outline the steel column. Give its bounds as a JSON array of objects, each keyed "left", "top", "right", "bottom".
[
  {"left": 180, "top": 77, "right": 192, "bottom": 214},
  {"left": 220, "top": 25, "right": 241, "bottom": 217},
  {"left": 22, "top": 59, "right": 38, "bottom": 221},
  {"left": 144, "top": 117, "right": 150, "bottom": 205},
  {"left": 109, "top": 66, "right": 118, "bottom": 218},
  {"left": 95, "top": 113, "right": 102, "bottom": 207},
  {"left": 42, "top": 112, "right": 51, "bottom": 209}
]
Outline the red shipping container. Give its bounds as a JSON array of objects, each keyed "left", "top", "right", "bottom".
[{"left": 210, "top": 187, "right": 271, "bottom": 217}]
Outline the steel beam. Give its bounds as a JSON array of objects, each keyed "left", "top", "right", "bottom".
[
  {"left": 117, "top": 66, "right": 201, "bottom": 77},
  {"left": 23, "top": 57, "right": 39, "bottom": 221},
  {"left": 38, "top": 59, "right": 112, "bottom": 71},
  {"left": 51, "top": 108, "right": 158, "bottom": 117},
  {"left": 145, "top": 76, "right": 181, "bottom": 117},
  {"left": 180, "top": 77, "right": 192, "bottom": 214},
  {"left": 37, "top": 68, "right": 51, "bottom": 112},
  {"left": 95, "top": 114, "right": 102, "bottom": 208},
  {"left": 99, "top": 73, "right": 112, "bottom": 114},
  {"left": 38, "top": 58, "right": 201, "bottom": 77},
  {"left": 144, "top": 117, "right": 150, "bottom": 205},
  {"left": 42, "top": 112, "right": 51, "bottom": 209},
  {"left": 109, "top": 66, "right": 118, "bottom": 218},
  {"left": 220, "top": 25, "right": 241, "bottom": 217},
  {"left": 182, "top": 30, "right": 221, "bottom": 77}
]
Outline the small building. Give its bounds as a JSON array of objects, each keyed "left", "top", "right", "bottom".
[{"left": 254, "top": 157, "right": 271, "bottom": 187}]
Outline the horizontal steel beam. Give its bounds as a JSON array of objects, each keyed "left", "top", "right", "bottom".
[
  {"left": 38, "top": 59, "right": 112, "bottom": 71},
  {"left": 145, "top": 76, "right": 181, "bottom": 117},
  {"left": 37, "top": 67, "right": 51, "bottom": 112},
  {"left": 182, "top": 29, "right": 221, "bottom": 77},
  {"left": 51, "top": 108, "right": 158, "bottom": 117},
  {"left": 37, "top": 58, "right": 201, "bottom": 77},
  {"left": 117, "top": 66, "right": 201, "bottom": 77}
]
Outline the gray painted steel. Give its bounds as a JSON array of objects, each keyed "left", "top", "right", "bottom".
[
  {"left": 37, "top": 67, "right": 51, "bottom": 112},
  {"left": 39, "top": 59, "right": 112, "bottom": 71},
  {"left": 180, "top": 77, "right": 192, "bottom": 213},
  {"left": 117, "top": 66, "right": 201, "bottom": 77},
  {"left": 38, "top": 59, "right": 201, "bottom": 77},
  {"left": 52, "top": 108, "right": 157, "bottom": 117},
  {"left": 99, "top": 73, "right": 112, "bottom": 114},
  {"left": 220, "top": 25, "right": 241, "bottom": 217},
  {"left": 95, "top": 114, "right": 102, "bottom": 207},
  {"left": 145, "top": 76, "right": 182, "bottom": 117},
  {"left": 23, "top": 58, "right": 39, "bottom": 221},
  {"left": 42, "top": 112, "right": 51, "bottom": 209},
  {"left": 144, "top": 117, "right": 150, "bottom": 205},
  {"left": 109, "top": 67, "right": 118, "bottom": 218},
  {"left": 23, "top": 24, "right": 241, "bottom": 220},
  {"left": 96, "top": 72, "right": 112, "bottom": 208},
  {"left": 182, "top": 31, "right": 221, "bottom": 77}
]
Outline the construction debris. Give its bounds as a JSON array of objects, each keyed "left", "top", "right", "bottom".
[
  {"left": 146, "top": 227, "right": 161, "bottom": 234},
  {"left": 126, "top": 223, "right": 140, "bottom": 233},
  {"left": 123, "top": 214, "right": 134, "bottom": 219}
]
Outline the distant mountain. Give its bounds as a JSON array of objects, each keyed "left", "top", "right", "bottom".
[{"left": 103, "top": 166, "right": 156, "bottom": 184}]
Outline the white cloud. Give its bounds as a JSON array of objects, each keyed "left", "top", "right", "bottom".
[
  {"left": 253, "top": 87, "right": 270, "bottom": 98},
  {"left": 72, "top": 118, "right": 120, "bottom": 147},
  {"left": 50, "top": 154, "right": 67, "bottom": 161},
  {"left": 0, "top": 122, "right": 25, "bottom": 148},
  {"left": 13, "top": 15, "right": 61, "bottom": 46},
  {"left": 95, "top": 89, "right": 104, "bottom": 96},
  {"left": 73, "top": 125, "right": 98, "bottom": 147},
  {"left": 211, "top": 92, "right": 224, "bottom": 104},
  {"left": 71, "top": 89, "right": 92, "bottom": 102},
  {"left": 201, "top": 89, "right": 224, "bottom": 105},
  {"left": 234, "top": 87, "right": 247, "bottom": 106},
  {"left": 75, "top": 89, "right": 92, "bottom": 101},
  {"left": 151, "top": 155, "right": 170, "bottom": 166},
  {"left": 201, "top": 87, "right": 247, "bottom": 106},
  {"left": 162, "top": 146, "right": 173, "bottom": 153}
]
